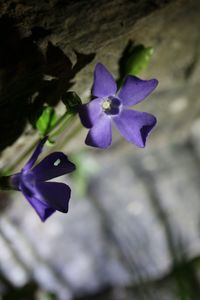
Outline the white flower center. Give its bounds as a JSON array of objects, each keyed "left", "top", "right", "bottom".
[
  {"left": 102, "top": 99, "right": 111, "bottom": 111},
  {"left": 102, "top": 97, "right": 121, "bottom": 115}
]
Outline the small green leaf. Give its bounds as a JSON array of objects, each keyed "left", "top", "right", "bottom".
[
  {"left": 117, "top": 42, "right": 154, "bottom": 87},
  {"left": 125, "top": 45, "right": 154, "bottom": 76},
  {"left": 36, "top": 106, "right": 57, "bottom": 136},
  {"left": 62, "top": 91, "right": 82, "bottom": 114}
]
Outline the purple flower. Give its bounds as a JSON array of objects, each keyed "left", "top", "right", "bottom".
[
  {"left": 79, "top": 63, "right": 158, "bottom": 149},
  {"left": 11, "top": 137, "right": 76, "bottom": 221}
]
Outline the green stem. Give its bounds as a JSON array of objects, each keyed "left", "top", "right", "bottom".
[
  {"left": 3, "top": 139, "right": 39, "bottom": 175},
  {"left": 49, "top": 112, "right": 75, "bottom": 138},
  {"left": 46, "top": 111, "right": 68, "bottom": 134},
  {"left": 3, "top": 111, "right": 76, "bottom": 175}
]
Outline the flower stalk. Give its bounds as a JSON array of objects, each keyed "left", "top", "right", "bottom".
[{"left": 3, "top": 111, "right": 77, "bottom": 175}]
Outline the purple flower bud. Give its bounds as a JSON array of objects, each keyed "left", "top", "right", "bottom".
[
  {"left": 11, "top": 137, "right": 76, "bottom": 221},
  {"left": 79, "top": 63, "right": 158, "bottom": 149}
]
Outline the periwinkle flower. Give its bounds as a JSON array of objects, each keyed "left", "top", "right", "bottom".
[
  {"left": 11, "top": 137, "right": 75, "bottom": 221},
  {"left": 79, "top": 63, "right": 158, "bottom": 149}
]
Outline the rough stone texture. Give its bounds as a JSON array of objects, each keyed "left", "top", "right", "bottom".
[
  {"left": 2, "top": 128, "right": 200, "bottom": 299},
  {"left": 0, "top": 0, "right": 173, "bottom": 52}
]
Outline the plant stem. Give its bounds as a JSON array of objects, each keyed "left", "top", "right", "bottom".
[
  {"left": 3, "top": 139, "right": 39, "bottom": 175},
  {"left": 50, "top": 112, "right": 75, "bottom": 138},
  {"left": 2, "top": 111, "right": 76, "bottom": 175}
]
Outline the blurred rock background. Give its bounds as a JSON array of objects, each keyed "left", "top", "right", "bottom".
[{"left": 0, "top": 0, "right": 200, "bottom": 299}]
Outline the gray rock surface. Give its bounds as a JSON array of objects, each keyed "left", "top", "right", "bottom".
[{"left": 2, "top": 127, "right": 200, "bottom": 299}]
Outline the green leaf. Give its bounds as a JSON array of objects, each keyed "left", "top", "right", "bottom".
[
  {"left": 125, "top": 45, "right": 154, "bottom": 76},
  {"left": 36, "top": 106, "right": 57, "bottom": 136},
  {"left": 117, "top": 42, "right": 154, "bottom": 87},
  {"left": 62, "top": 91, "right": 82, "bottom": 114}
]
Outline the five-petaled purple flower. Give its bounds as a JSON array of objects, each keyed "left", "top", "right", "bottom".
[
  {"left": 79, "top": 63, "right": 158, "bottom": 149},
  {"left": 10, "top": 137, "right": 76, "bottom": 221}
]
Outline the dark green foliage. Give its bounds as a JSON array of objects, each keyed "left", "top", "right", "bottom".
[
  {"left": 117, "top": 41, "right": 154, "bottom": 87},
  {"left": 62, "top": 91, "right": 82, "bottom": 114},
  {"left": 0, "top": 16, "right": 95, "bottom": 151}
]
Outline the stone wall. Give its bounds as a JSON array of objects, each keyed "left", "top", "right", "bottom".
[
  {"left": 1, "top": 0, "right": 199, "bottom": 154},
  {"left": 1, "top": 2, "right": 200, "bottom": 299}
]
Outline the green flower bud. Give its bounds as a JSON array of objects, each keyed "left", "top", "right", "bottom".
[{"left": 62, "top": 91, "right": 82, "bottom": 114}]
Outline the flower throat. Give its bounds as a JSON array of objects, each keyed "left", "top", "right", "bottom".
[{"left": 102, "top": 97, "right": 121, "bottom": 115}]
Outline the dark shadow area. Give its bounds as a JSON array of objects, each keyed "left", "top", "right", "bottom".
[
  {"left": 0, "top": 191, "right": 11, "bottom": 214},
  {"left": 0, "top": 16, "right": 95, "bottom": 152},
  {"left": 1, "top": 280, "right": 57, "bottom": 300},
  {"left": 0, "top": 16, "right": 44, "bottom": 151},
  {"left": 74, "top": 287, "right": 113, "bottom": 300}
]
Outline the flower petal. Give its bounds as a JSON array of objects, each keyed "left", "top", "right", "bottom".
[
  {"left": 23, "top": 136, "right": 48, "bottom": 172},
  {"left": 113, "top": 109, "right": 157, "bottom": 148},
  {"left": 118, "top": 75, "right": 158, "bottom": 106},
  {"left": 21, "top": 182, "right": 55, "bottom": 222},
  {"left": 92, "top": 63, "right": 117, "bottom": 97},
  {"left": 34, "top": 181, "right": 71, "bottom": 213},
  {"left": 85, "top": 115, "right": 112, "bottom": 149},
  {"left": 32, "top": 152, "right": 76, "bottom": 182},
  {"left": 79, "top": 98, "right": 103, "bottom": 128}
]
